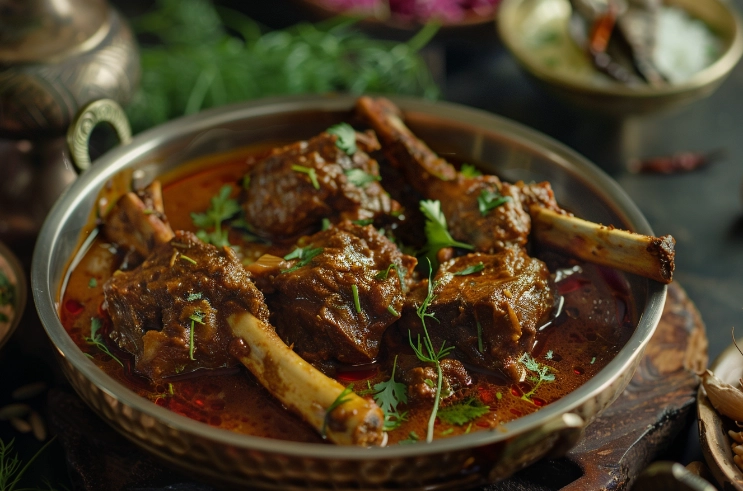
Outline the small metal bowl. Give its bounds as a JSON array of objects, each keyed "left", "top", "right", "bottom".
[
  {"left": 497, "top": 0, "right": 743, "bottom": 115},
  {"left": 0, "top": 240, "right": 27, "bottom": 351},
  {"left": 32, "top": 95, "right": 666, "bottom": 489}
]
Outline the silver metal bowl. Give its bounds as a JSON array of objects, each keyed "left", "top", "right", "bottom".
[{"left": 32, "top": 95, "right": 666, "bottom": 490}]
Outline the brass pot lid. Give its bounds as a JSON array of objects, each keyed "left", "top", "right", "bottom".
[{"left": 0, "top": 0, "right": 110, "bottom": 64}]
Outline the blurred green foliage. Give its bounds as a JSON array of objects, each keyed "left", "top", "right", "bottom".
[{"left": 126, "top": 0, "right": 440, "bottom": 133}]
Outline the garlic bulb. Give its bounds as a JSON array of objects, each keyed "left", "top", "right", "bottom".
[{"left": 702, "top": 370, "right": 743, "bottom": 422}]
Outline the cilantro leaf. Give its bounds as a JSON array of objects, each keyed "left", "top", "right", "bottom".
[
  {"left": 85, "top": 318, "right": 123, "bottom": 367},
  {"left": 373, "top": 357, "right": 409, "bottom": 432},
  {"left": 345, "top": 168, "right": 380, "bottom": 188},
  {"left": 191, "top": 185, "right": 240, "bottom": 247},
  {"left": 291, "top": 165, "right": 320, "bottom": 190},
  {"left": 188, "top": 311, "right": 205, "bottom": 360},
  {"left": 453, "top": 262, "right": 484, "bottom": 276},
  {"left": 327, "top": 123, "right": 357, "bottom": 155},
  {"left": 281, "top": 246, "right": 323, "bottom": 273},
  {"left": 437, "top": 397, "right": 489, "bottom": 426},
  {"left": 460, "top": 164, "right": 482, "bottom": 178},
  {"left": 419, "top": 200, "right": 473, "bottom": 271},
  {"left": 477, "top": 188, "right": 511, "bottom": 216},
  {"left": 399, "top": 431, "right": 420, "bottom": 444}
]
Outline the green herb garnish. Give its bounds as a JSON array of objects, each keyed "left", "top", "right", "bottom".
[
  {"left": 477, "top": 189, "right": 511, "bottom": 216},
  {"left": 281, "top": 246, "right": 323, "bottom": 273},
  {"left": 518, "top": 353, "right": 555, "bottom": 402},
  {"left": 409, "top": 261, "right": 454, "bottom": 442},
  {"left": 179, "top": 254, "right": 197, "bottom": 265},
  {"left": 327, "top": 123, "right": 357, "bottom": 155},
  {"left": 387, "top": 305, "right": 400, "bottom": 317},
  {"left": 476, "top": 320, "right": 484, "bottom": 353},
  {"left": 351, "top": 218, "right": 374, "bottom": 226},
  {"left": 85, "top": 318, "right": 123, "bottom": 367},
  {"left": 345, "top": 168, "right": 380, "bottom": 188},
  {"left": 590, "top": 357, "right": 596, "bottom": 364},
  {"left": 187, "top": 292, "right": 203, "bottom": 301},
  {"left": 88, "top": 278, "right": 98, "bottom": 288},
  {"left": 351, "top": 284, "right": 362, "bottom": 314},
  {"left": 372, "top": 356, "right": 408, "bottom": 431},
  {"left": 460, "top": 164, "right": 482, "bottom": 178},
  {"left": 399, "top": 431, "right": 420, "bottom": 445},
  {"left": 546, "top": 350, "right": 554, "bottom": 360},
  {"left": 191, "top": 184, "right": 240, "bottom": 247},
  {"left": 321, "top": 218, "right": 331, "bottom": 231},
  {"left": 188, "top": 311, "right": 205, "bottom": 360},
  {"left": 322, "top": 384, "right": 355, "bottom": 439},
  {"left": 453, "top": 262, "right": 484, "bottom": 276},
  {"left": 0, "top": 436, "right": 57, "bottom": 491},
  {"left": 419, "top": 200, "right": 473, "bottom": 271},
  {"left": 291, "top": 165, "right": 320, "bottom": 190},
  {"left": 437, "top": 397, "right": 489, "bottom": 426},
  {"left": 0, "top": 271, "right": 14, "bottom": 307}
]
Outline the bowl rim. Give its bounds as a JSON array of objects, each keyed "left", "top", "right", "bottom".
[
  {"left": 497, "top": 0, "right": 743, "bottom": 99},
  {"left": 32, "top": 94, "right": 666, "bottom": 460}
]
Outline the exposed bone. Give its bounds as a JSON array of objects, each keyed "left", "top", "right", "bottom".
[
  {"left": 102, "top": 181, "right": 174, "bottom": 257},
  {"left": 531, "top": 206, "right": 675, "bottom": 283},
  {"left": 227, "top": 311, "right": 385, "bottom": 447}
]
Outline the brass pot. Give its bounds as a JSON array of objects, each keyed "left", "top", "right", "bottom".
[{"left": 31, "top": 95, "right": 666, "bottom": 489}]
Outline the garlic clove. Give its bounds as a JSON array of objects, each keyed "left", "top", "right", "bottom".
[{"left": 702, "top": 370, "right": 743, "bottom": 422}]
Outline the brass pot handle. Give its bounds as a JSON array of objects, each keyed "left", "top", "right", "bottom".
[{"left": 66, "top": 99, "right": 132, "bottom": 173}]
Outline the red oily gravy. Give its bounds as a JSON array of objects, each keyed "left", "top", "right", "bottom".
[{"left": 59, "top": 146, "right": 635, "bottom": 445}]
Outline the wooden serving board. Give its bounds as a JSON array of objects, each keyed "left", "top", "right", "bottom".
[{"left": 47, "top": 282, "right": 706, "bottom": 491}]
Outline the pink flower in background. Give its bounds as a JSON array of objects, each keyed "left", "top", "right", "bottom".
[{"left": 318, "top": 0, "right": 500, "bottom": 24}]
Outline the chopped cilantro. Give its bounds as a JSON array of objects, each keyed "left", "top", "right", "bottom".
[
  {"left": 191, "top": 184, "right": 241, "bottom": 247},
  {"left": 437, "top": 397, "right": 489, "bottom": 426},
  {"left": 440, "top": 428, "right": 454, "bottom": 435},
  {"left": 322, "top": 384, "right": 355, "bottom": 438},
  {"left": 476, "top": 320, "right": 483, "bottom": 353},
  {"left": 453, "top": 262, "right": 484, "bottom": 276},
  {"left": 188, "top": 311, "right": 205, "bottom": 360},
  {"left": 460, "top": 164, "right": 482, "bottom": 178},
  {"left": 281, "top": 246, "right": 323, "bottom": 273},
  {"left": 496, "top": 392, "right": 502, "bottom": 400},
  {"left": 546, "top": 350, "right": 554, "bottom": 360},
  {"left": 291, "top": 165, "right": 320, "bottom": 190},
  {"left": 187, "top": 292, "right": 202, "bottom": 301},
  {"left": 88, "top": 278, "right": 97, "bottom": 288},
  {"left": 352, "top": 218, "right": 374, "bottom": 226},
  {"left": 179, "top": 254, "right": 197, "bottom": 265},
  {"left": 419, "top": 200, "right": 473, "bottom": 271},
  {"left": 85, "top": 317, "right": 123, "bottom": 367},
  {"left": 387, "top": 305, "right": 400, "bottom": 317},
  {"left": 477, "top": 188, "right": 511, "bottom": 216},
  {"left": 372, "top": 356, "right": 408, "bottom": 431},
  {"left": 590, "top": 356, "right": 596, "bottom": 364},
  {"left": 399, "top": 431, "right": 420, "bottom": 444},
  {"left": 345, "top": 168, "right": 380, "bottom": 188},
  {"left": 351, "top": 284, "right": 362, "bottom": 314},
  {"left": 327, "top": 123, "right": 357, "bottom": 155},
  {"left": 321, "top": 218, "right": 331, "bottom": 230}
]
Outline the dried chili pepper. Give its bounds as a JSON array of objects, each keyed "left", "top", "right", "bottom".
[{"left": 628, "top": 150, "right": 724, "bottom": 174}]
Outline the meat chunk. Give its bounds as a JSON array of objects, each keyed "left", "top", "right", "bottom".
[
  {"left": 103, "top": 231, "right": 270, "bottom": 381},
  {"left": 252, "top": 221, "right": 417, "bottom": 366},
  {"left": 355, "top": 96, "right": 567, "bottom": 252},
  {"left": 241, "top": 130, "right": 400, "bottom": 240},
  {"left": 396, "top": 355, "right": 472, "bottom": 405},
  {"left": 397, "top": 248, "right": 554, "bottom": 380},
  {"left": 102, "top": 180, "right": 175, "bottom": 259}
]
